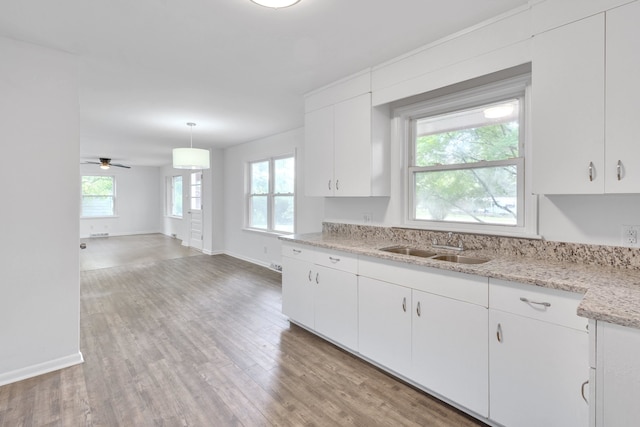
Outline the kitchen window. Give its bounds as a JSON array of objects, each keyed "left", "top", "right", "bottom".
[
  {"left": 81, "top": 175, "right": 116, "bottom": 217},
  {"left": 247, "top": 155, "right": 295, "bottom": 234},
  {"left": 400, "top": 75, "right": 535, "bottom": 236}
]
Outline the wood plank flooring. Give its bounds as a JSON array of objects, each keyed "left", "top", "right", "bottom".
[{"left": 1, "top": 235, "right": 486, "bottom": 426}]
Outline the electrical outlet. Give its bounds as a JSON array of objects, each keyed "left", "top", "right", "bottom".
[{"left": 622, "top": 225, "right": 639, "bottom": 247}]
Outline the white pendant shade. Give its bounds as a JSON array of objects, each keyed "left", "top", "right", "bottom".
[
  {"left": 250, "top": 0, "right": 301, "bottom": 8},
  {"left": 173, "top": 122, "right": 210, "bottom": 169},
  {"left": 173, "top": 147, "right": 210, "bottom": 170}
]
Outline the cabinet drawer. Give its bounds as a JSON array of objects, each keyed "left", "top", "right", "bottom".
[
  {"left": 490, "top": 279, "right": 587, "bottom": 330},
  {"left": 282, "top": 243, "right": 317, "bottom": 263},
  {"left": 315, "top": 248, "right": 358, "bottom": 274}
]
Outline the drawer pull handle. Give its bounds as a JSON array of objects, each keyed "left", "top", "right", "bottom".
[
  {"left": 315, "top": 273, "right": 319, "bottom": 284},
  {"left": 617, "top": 160, "right": 622, "bottom": 181},
  {"left": 589, "top": 161, "right": 594, "bottom": 182},
  {"left": 292, "top": 249, "right": 302, "bottom": 254},
  {"left": 329, "top": 257, "right": 340, "bottom": 263},
  {"left": 308, "top": 270, "right": 312, "bottom": 282},
  {"left": 402, "top": 297, "right": 407, "bottom": 312},
  {"left": 581, "top": 380, "right": 589, "bottom": 404},
  {"left": 416, "top": 301, "right": 422, "bottom": 317},
  {"left": 497, "top": 323, "right": 503, "bottom": 343},
  {"left": 519, "top": 297, "right": 551, "bottom": 308},
  {"left": 328, "top": 179, "right": 332, "bottom": 190}
]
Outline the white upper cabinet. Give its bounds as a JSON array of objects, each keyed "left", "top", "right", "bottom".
[
  {"left": 532, "top": 14, "right": 605, "bottom": 194},
  {"left": 304, "top": 71, "right": 390, "bottom": 197},
  {"left": 532, "top": 1, "right": 640, "bottom": 194},
  {"left": 604, "top": 1, "right": 640, "bottom": 193},
  {"left": 304, "top": 105, "right": 335, "bottom": 197}
]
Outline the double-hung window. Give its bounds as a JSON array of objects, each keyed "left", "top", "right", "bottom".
[
  {"left": 81, "top": 175, "right": 116, "bottom": 217},
  {"left": 247, "top": 156, "right": 295, "bottom": 233},
  {"left": 402, "top": 75, "right": 534, "bottom": 235}
]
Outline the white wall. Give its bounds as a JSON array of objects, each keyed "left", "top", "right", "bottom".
[
  {"left": 224, "top": 128, "right": 324, "bottom": 267},
  {"left": 0, "top": 36, "right": 83, "bottom": 385},
  {"left": 80, "top": 164, "right": 162, "bottom": 238}
]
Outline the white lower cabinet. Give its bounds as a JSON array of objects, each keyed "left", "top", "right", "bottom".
[
  {"left": 489, "top": 279, "right": 589, "bottom": 427},
  {"left": 282, "top": 244, "right": 358, "bottom": 351},
  {"left": 282, "top": 246, "right": 593, "bottom": 427},
  {"left": 281, "top": 255, "right": 315, "bottom": 330},
  {"left": 595, "top": 321, "right": 640, "bottom": 427},
  {"left": 412, "top": 289, "right": 488, "bottom": 417},
  {"left": 358, "top": 276, "right": 412, "bottom": 377}
]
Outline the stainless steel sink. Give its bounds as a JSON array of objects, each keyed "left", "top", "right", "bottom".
[
  {"left": 431, "top": 254, "right": 489, "bottom": 264},
  {"left": 379, "top": 246, "right": 437, "bottom": 258}
]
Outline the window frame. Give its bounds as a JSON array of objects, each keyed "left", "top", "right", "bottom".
[
  {"left": 167, "top": 175, "right": 183, "bottom": 218},
  {"left": 80, "top": 175, "right": 117, "bottom": 218},
  {"left": 246, "top": 154, "right": 295, "bottom": 235},
  {"left": 397, "top": 74, "right": 537, "bottom": 237}
]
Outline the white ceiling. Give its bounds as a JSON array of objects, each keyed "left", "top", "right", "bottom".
[{"left": 0, "top": 0, "right": 528, "bottom": 166}]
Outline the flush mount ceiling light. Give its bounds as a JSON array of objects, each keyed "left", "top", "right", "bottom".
[
  {"left": 250, "top": 0, "right": 301, "bottom": 9},
  {"left": 173, "top": 122, "right": 210, "bottom": 170}
]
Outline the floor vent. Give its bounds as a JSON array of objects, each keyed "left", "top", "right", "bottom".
[
  {"left": 89, "top": 233, "right": 110, "bottom": 238},
  {"left": 269, "top": 263, "right": 282, "bottom": 272}
]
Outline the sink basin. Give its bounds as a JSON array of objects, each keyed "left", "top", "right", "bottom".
[
  {"left": 431, "top": 254, "right": 490, "bottom": 264},
  {"left": 379, "top": 246, "right": 437, "bottom": 258}
]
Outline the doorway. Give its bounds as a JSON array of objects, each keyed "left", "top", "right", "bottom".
[{"left": 188, "top": 171, "right": 203, "bottom": 251}]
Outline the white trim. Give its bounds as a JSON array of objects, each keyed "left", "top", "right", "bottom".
[
  {"left": 223, "top": 250, "right": 271, "bottom": 269},
  {"left": 372, "top": 4, "right": 531, "bottom": 72},
  {"left": 80, "top": 230, "right": 162, "bottom": 239},
  {"left": 0, "top": 352, "right": 84, "bottom": 387}
]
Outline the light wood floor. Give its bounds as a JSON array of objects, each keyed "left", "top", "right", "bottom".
[{"left": 0, "top": 235, "right": 485, "bottom": 426}]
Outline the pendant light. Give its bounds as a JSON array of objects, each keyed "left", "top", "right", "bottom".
[
  {"left": 173, "top": 122, "right": 210, "bottom": 170},
  {"left": 250, "top": 0, "right": 301, "bottom": 9}
]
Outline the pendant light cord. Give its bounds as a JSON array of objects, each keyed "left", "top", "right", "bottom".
[{"left": 187, "top": 122, "right": 196, "bottom": 148}]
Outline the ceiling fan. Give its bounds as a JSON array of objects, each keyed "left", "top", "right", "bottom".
[{"left": 83, "top": 158, "right": 131, "bottom": 170}]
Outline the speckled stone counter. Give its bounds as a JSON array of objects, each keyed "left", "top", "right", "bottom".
[{"left": 280, "top": 223, "right": 640, "bottom": 330}]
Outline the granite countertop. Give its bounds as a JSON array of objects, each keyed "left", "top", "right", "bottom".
[{"left": 281, "top": 232, "right": 640, "bottom": 330}]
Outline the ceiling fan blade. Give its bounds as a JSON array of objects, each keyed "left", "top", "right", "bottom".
[
  {"left": 110, "top": 163, "right": 131, "bottom": 169},
  {"left": 82, "top": 161, "right": 101, "bottom": 165}
]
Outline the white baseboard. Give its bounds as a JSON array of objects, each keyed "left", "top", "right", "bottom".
[
  {"left": 223, "top": 251, "right": 271, "bottom": 269},
  {"left": 0, "top": 351, "right": 84, "bottom": 387},
  {"left": 80, "top": 230, "right": 163, "bottom": 239}
]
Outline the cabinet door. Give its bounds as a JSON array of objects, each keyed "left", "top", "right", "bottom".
[
  {"left": 333, "top": 93, "right": 372, "bottom": 197},
  {"left": 489, "top": 310, "right": 589, "bottom": 427},
  {"left": 304, "top": 105, "right": 335, "bottom": 196},
  {"left": 281, "top": 256, "right": 315, "bottom": 329},
  {"left": 358, "top": 276, "right": 411, "bottom": 377},
  {"left": 314, "top": 265, "right": 358, "bottom": 351},
  {"left": 412, "top": 290, "right": 489, "bottom": 417},
  {"left": 597, "top": 322, "right": 640, "bottom": 427},
  {"left": 605, "top": 1, "right": 640, "bottom": 193},
  {"left": 532, "top": 14, "right": 605, "bottom": 194}
]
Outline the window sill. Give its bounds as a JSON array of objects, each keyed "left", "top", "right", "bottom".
[
  {"left": 243, "top": 227, "right": 294, "bottom": 237},
  {"left": 166, "top": 215, "right": 183, "bottom": 219}
]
